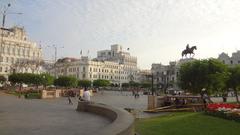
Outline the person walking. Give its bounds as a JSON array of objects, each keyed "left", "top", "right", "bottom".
[{"left": 68, "top": 96, "right": 73, "bottom": 105}]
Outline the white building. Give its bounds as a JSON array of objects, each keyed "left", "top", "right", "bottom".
[
  {"left": 218, "top": 51, "right": 240, "bottom": 66},
  {"left": 0, "top": 26, "right": 43, "bottom": 77},
  {"left": 50, "top": 45, "right": 139, "bottom": 86},
  {"left": 96, "top": 44, "right": 137, "bottom": 66}
]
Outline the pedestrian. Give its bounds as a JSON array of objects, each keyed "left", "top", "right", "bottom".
[
  {"left": 83, "top": 87, "right": 91, "bottom": 102},
  {"left": 18, "top": 91, "right": 21, "bottom": 98},
  {"left": 68, "top": 96, "right": 73, "bottom": 105}
]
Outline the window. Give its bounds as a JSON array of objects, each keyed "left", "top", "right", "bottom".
[
  {"left": 0, "top": 67, "right": 2, "bottom": 72},
  {"left": 27, "top": 50, "right": 30, "bottom": 56},
  {"left": 230, "top": 60, "right": 233, "bottom": 64},
  {"left": 7, "top": 47, "right": 10, "bottom": 54},
  {"left": 90, "top": 67, "right": 92, "bottom": 72},
  {"left": 82, "top": 74, "right": 86, "bottom": 79},
  {"left": 83, "top": 67, "right": 85, "bottom": 72},
  {"left": 13, "top": 48, "right": 15, "bottom": 55}
]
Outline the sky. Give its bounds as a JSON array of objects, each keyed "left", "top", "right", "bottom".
[{"left": 1, "top": 0, "right": 240, "bottom": 69}]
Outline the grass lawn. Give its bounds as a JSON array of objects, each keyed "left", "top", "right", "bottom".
[{"left": 136, "top": 112, "right": 240, "bottom": 135}]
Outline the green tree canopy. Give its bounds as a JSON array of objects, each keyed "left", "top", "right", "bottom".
[
  {"left": 41, "top": 73, "right": 54, "bottom": 87},
  {"left": 129, "top": 81, "right": 140, "bottom": 88},
  {"left": 54, "top": 76, "right": 77, "bottom": 88},
  {"left": 78, "top": 80, "right": 91, "bottom": 88},
  {"left": 227, "top": 65, "right": 240, "bottom": 103},
  {"left": 0, "top": 75, "right": 6, "bottom": 83},
  {"left": 122, "top": 83, "right": 130, "bottom": 88},
  {"left": 93, "top": 79, "right": 110, "bottom": 87},
  {"left": 178, "top": 59, "right": 229, "bottom": 94},
  {"left": 8, "top": 73, "right": 25, "bottom": 84},
  {"left": 141, "top": 81, "right": 152, "bottom": 88}
]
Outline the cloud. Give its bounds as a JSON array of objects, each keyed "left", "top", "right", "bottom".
[{"left": 3, "top": 0, "right": 240, "bottom": 68}]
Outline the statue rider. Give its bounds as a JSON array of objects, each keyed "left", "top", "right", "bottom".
[{"left": 186, "top": 44, "right": 190, "bottom": 51}]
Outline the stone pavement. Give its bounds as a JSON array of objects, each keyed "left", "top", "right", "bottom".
[
  {"left": 0, "top": 92, "right": 110, "bottom": 135},
  {"left": 92, "top": 91, "right": 168, "bottom": 118},
  {"left": 91, "top": 91, "right": 240, "bottom": 118}
]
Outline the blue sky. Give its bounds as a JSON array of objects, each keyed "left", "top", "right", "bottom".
[{"left": 1, "top": 0, "right": 240, "bottom": 69}]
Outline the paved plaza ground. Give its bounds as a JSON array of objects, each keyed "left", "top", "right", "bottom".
[
  {"left": 0, "top": 92, "right": 110, "bottom": 135},
  {"left": 0, "top": 90, "right": 239, "bottom": 135}
]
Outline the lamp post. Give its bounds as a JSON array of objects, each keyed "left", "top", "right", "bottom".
[
  {"left": 0, "top": 3, "right": 22, "bottom": 74},
  {"left": 163, "top": 71, "right": 167, "bottom": 94}
]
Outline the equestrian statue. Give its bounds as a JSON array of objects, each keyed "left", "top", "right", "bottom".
[{"left": 182, "top": 44, "right": 197, "bottom": 58}]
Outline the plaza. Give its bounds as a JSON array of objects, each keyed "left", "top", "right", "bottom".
[
  {"left": 1, "top": 90, "right": 239, "bottom": 134},
  {"left": 0, "top": 92, "right": 110, "bottom": 135}
]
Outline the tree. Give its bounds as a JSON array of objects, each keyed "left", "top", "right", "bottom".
[
  {"left": 8, "top": 73, "right": 27, "bottom": 91},
  {"left": 0, "top": 75, "right": 6, "bottom": 83},
  {"left": 206, "top": 59, "right": 229, "bottom": 94},
  {"left": 54, "top": 76, "right": 77, "bottom": 88},
  {"left": 227, "top": 66, "right": 240, "bottom": 103},
  {"left": 31, "top": 74, "right": 43, "bottom": 88},
  {"left": 179, "top": 60, "right": 208, "bottom": 94},
  {"left": 78, "top": 80, "right": 91, "bottom": 88},
  {"left": 9, "top": 73, "right": 24, "bottom": 85},
  {"left": 129, "top": 81, "right": 140, "bottom": 88},
  {"left": 141, "top": 81, "right": 152, "bottom": 88},
  {"left": 122, "top": 83, "right": 130, "bottom": 88},
  {"left": 41, "top": 73, "right": 54, "bottom": 89},
  {"left": 93, "top": 79, "right": 110, "bottom": 87},
  {"left": 178, "top": 59, "right": 229, "bottom": 94}
]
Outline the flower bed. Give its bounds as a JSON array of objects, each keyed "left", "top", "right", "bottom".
[{"left": 206, "top": 103, "right": 240, "bottom": 122}]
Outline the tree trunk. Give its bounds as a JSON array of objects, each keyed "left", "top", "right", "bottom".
[{"left": 234, "top": 88, "right": 239, "bottom": 103}]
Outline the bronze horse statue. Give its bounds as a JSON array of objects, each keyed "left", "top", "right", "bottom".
[{"left": 182, "top": 46, "right": 197, "bottom": 57}]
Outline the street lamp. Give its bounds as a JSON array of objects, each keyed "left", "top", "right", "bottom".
[
  {"left": 151, "top": 72, "right": 154, "bottom": 95},
  {"left": 163, "top": 71, "right": 167, "bottom": 94},
  {"left": 0, "top": 3, "right": 22, "bottom": 65},
  {"left": 1, "top": 3, "right": 23, "bottom": 28}
]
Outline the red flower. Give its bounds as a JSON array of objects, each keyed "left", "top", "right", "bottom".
[{"left": 207, "top": 103, "right": 238, "bottom": 112}]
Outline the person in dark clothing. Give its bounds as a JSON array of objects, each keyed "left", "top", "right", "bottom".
[{"left": 68, "top": 96, "right": 73, "bottom": 105}]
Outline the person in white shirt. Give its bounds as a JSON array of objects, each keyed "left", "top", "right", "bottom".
[{"left": 83, "top": 88, "right": 91, "bottom": 102}]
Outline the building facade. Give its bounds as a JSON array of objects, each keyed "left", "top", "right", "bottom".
[
  {"left": 50, "top": 45, "right": 139, "bottom": 86},
  {"left": 138, "top": 69, "right": 152, "bottom": 83},
  {"left": 0, "top": 26, "right": 43, "bottom": 77},
  {"left": 96, "top": 44, "right": 137, "bottom": 66},
  {"left": 218, "top": 51, "right": 240, "bottom": 66},
  {"left": 151, "top": 58, "right": 196, "bottom": 91}
]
